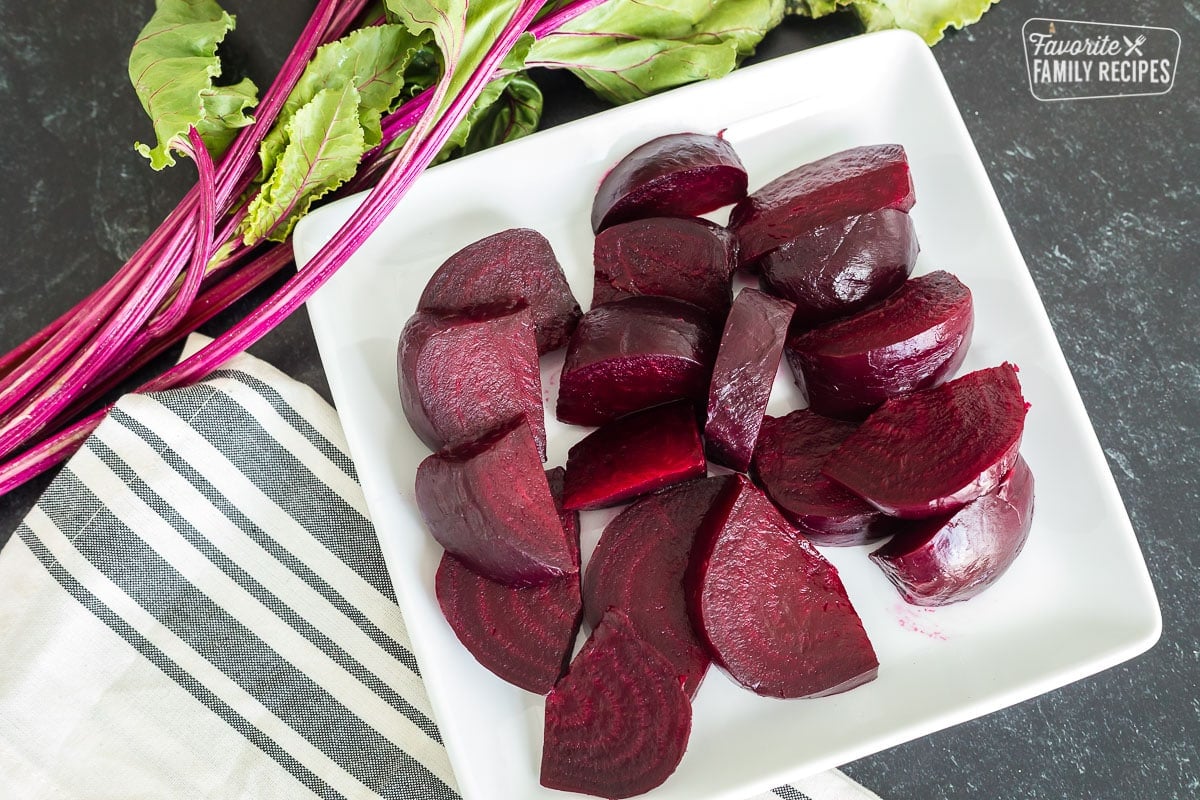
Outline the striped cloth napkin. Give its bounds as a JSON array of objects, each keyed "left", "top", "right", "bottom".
[{"left": 0, "top": 337, "right": 879, "bottom": 800}]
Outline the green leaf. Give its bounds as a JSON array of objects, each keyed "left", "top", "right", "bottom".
[
  {"left": 463, "top": 72, "right": 542, "bottom": 155},
  {"left": 785, "top": 0, "right": 853, "bottom": 18},
  {"left": 129, "top": 0, "right": 258, "bottom": 170},
  {"left": 851, "top": 0, "right": 997, "bottom": 44}
]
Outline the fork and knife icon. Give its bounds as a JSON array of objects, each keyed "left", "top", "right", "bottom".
[{"left": 1123, "top": 34, "right": 1147, "bottom": 56}]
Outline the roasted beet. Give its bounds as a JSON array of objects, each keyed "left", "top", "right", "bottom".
[
  {"left": 563, "top": 401, "right": 706, "bottom": 511},
  {"left": 591, "top": 132, "right": 748, "bottom": 232},
  {"left": 871, "top": 457, "right": 1035, "bottom": 606},
  {"left": 583, "top": 477, "right": 734, "bottom": 697},
  {"left": 751, "top": 410, "right": 901, "bottom": 546},
  {"left": 687, "top": 476, "right": 878, "bottom": 698},
  {"left": 557, "top": 296, "right": 718, "bottom": 426},
  {"left": 704, "top": 288, "right": 795, "bottom": 472},
  {"left": 592, "top": 217, "right": 737, "bottom": 318},
  {"left": 731, "top": 143, "right": 915, "bottom": 266},
  {"left": 398, "top": 303, "right": 545, "bottom": 456},
  {"left": 415, "top": 419, "right": 571, "bottom": 585},
  {"left": 417, "top": 228, "right": 582, "bottom": 354},
  {"left": 542, "top": 608, "right": 692, "bottom": 799},
  {"left": 823, "top": 364, "right": 1029, "bottom": 519},
  {"left": 435, "top": 468, "right": 583, "bottom": 692},
  {"left": 760, "top": 208, "right": 918, "bottom": 327}
]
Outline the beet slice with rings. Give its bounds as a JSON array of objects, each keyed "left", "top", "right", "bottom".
[
  {"left": 417, "top": 228, "right": 582, "bottom": 354},
  {"left": 871, "top": 456, "right": 1036, "bottom": 606},
  {"left": 563, "top": 401, "right": 706, "bottom": 511},
  {"left": 687, "top": 476, "right": 878, "bottom": 699},
  {"left": 751, "top": 410, "right": 902, "bottom": 546},
  {"left": 786, "top": 270, "right": 974, "bottom": 419},
  {"left": 591, "top": 132, "right": 748, "bottom": 233},
  {"left": 704, "top": 288, "right": 795, "bottom": 472},
  {"left": 557, "top": 296, "right": 718, "bottom": 427},
  {"left": 415, "top": 419, "right": 571, "bottom": 585},
  {"left": 592, "top": 217, "right": 738, "bottom": 319},
  {"left": 398, "top": 303, "right": 545, "bottom": 456},
  {"left": 822, "top": 363, "right": 1029, "bottom": 520},
  {"left": 583, "top": 476, "right": 734, "bottom": 698},
  {"left": 541, "top": 608, "right": 692, "bottom": 799},
  {"left": 730, "top": 143, "right": 915, "bottom": 267}
]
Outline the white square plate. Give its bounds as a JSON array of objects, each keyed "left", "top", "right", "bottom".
[{"left": 294, "top": 30, "right": 1160, "bottom": 800}]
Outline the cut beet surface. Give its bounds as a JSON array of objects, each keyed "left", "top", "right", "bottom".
[
  {"left": 542, "top": 608, "right": 692, "bottom": 799},
  {"left": 417, "top": 228, "right": 582, "bottom": 354},
  {"left": 591, "top": 132, "right": 748, "bottom": 232},
  {"left": 871, "top": 456, "right": 1035, "bottom": 606},
  {"left": 398, "top": 303, "right": 545, "bottom": 456},
  {"left": 786, "top": 270, "right": 974, "bottom": 419},
  {"left": 823, "top": 364, "right": 1029, "bottom": 519},
  {"left": 435, "top": 468, "right": 583, "bottom": 693},
  {"left": 704, "top": 288, "right": 795, "bottom": 472},
  {"left": 592, "top": 217, "right": 737, "bottom": 319},
  {"left": 563, "top": 401, "right": 706, "bottom": 511},
  {"left": 415, "top": 419, "right": 571, "bottom": 585},
  {"left": 687, "top": 476, "right": 878, "bottom": 698},
  {"left": 583, "top": 476, "right": 734, "bottom": 697},
  {"left": 557, "top": 296, "right": 718, "bottom": 426}
]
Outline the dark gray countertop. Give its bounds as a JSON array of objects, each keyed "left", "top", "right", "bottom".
[{"left": 1, "top": 1, "right": 1196, "bottom": 798}]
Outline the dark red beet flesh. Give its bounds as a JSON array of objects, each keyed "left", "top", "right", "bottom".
[
  {"left": 870, "top": 457, "right": 1035, "bottom": 606},
  {"left": 583, "top": 476, "right": 734, "bottom": 697},
  {"left": 751, "top": 410, "right": 901, "bottom": 546},
  {"left": 730, "top": 144, "right": 915, "bottom": 267},
  {"left": 687, "top": 476, "right": 878, "bottom": 698},
  {"left": 822, "top": 364, "right": 1029, "bottom": 519},
  {"left": 591, "top": 132, "right": 748, "bottom": 232},
  {"left": 415, "top": 419, "right": 571, "bottom": 585},
  {"left": 563, "top": 401, "right": 706, "bottom": 511},
  {"left": 398, "top": 304, "right": 545, "bottom": 456},
  {"left": 592, "top": 217, "right": 738, "bottom": 319},
  {"left": 786, "top": 270, "right": 974, "bottom": 419},
  {"left": 704, "top": 288, "right": 795, "bottom": 472},
  {"left": 434, "top": 468, "right": 583, "bottom": 692},
  {"left": 760, "top": 208, "right": 918, "bottom": 327},
  {"left": 417, "top": 228, "right": 582, "bottom": 354},
  {"left": 542, "top": 608, "right": 692, "bottom": 799},
  {"left": 557, "top": 296, "right": 718, "bottom": 426}
]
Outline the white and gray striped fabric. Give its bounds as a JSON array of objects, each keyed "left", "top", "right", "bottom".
[{"left": 0, "top": 338, "right": 878, "bottom": 800}]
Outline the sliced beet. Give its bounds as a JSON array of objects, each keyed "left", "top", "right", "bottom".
[
  {"left": 751, "top": 410, "right": 901, "bottom": 546},
  {"left": 760, "top": 208, "right": 918, "bottom": 327},
  {"left": 730, "top": 143, "right": 915, "bottom": 266},
  {"left": 704, "top": 288, "right": 795, "bottom": 472},
  {"left": 542, "top": 608, "right": 692, "bottom": 799},
  {"left": 415, "top": 419, "right": 571, "bottom": 585},
  {"left": 592, "top": 217, "right": 737, "bottom": 319},
  {"left": 434, "top": 468, "right": 583, "bottom": 693},
  {"left": 786, "top": 270, "right": 974, "bottom": 419},
  {"left": 398, "top": 303, "right": 545, "bottom": 456},
  {"left": 687, "top": 476, "right": 878, "bottom": 698},
  {"left": 591, "top": 132, "right": 748, "bottom": 232},
  {"left": 870, "top": 457, "right": 1035, "bottom": 606},
  {"left": 557, "top": 296, "right": 718, "bottom": 426},
  {"left": 583, "top": 476, "right": 734, "bottom": 697},
  {"left": 417, "top": 228, "right": 582, "bottom": 354},
  {"left": 822, "top": 364, "right": 1029, "bottom": 519},
  {"left": 563, "top": 401, "right": 706, "bottom": 511}
]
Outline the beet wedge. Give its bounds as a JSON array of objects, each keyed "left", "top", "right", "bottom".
[
  {"left": 592, "top": 132, "right": 747, "bottom": 232},
  {"left": 542, "top": 608, "right": 692, "bottom": 799},
  {"left": 823, "top": 364, "right": 1029, "bottom": 519},
  {"left": 687, "top": 476, "right": 878, "bottom": 698},
  {"left": 563, "top": 401, "right": 706, "bottom": 511},
  {"left": 417, "top": 228, "right": 582, "bottom": 354},
  {"left": 583, "top": 476, "right": 734, "bottom": 697},
  {"left": 871, "top": 456, "right": 1036, "bottom": 606},
  {"left": 704, "top": 288, "right": 795, "bottom": 472},
  {"left": 415, "top": 419, "right": 571, "bottom": 585},
  {"left": 787, "top": 270, "right": 974, "bottom": 419}
]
